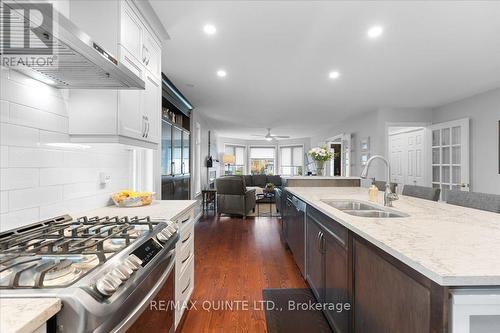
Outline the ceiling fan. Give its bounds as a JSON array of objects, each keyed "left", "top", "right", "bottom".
[{"left": 251, "top": 128, "right": 290, "bottom": 141}]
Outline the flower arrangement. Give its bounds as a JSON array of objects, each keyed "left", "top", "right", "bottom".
[
  {"left": 308, "top": 146, "right": 333, "bottom": 161},
  {"left": 264, "top": 183, "right": 275, "bottom": 192},
  {"left": 308, "top": 146, "right": 338, "bottom": 176}
]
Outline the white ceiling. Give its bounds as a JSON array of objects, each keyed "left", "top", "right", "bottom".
[{"left": 150, "top": 1, "right": 500, "bottom": 139}]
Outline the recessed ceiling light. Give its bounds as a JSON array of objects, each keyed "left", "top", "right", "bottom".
[
  {"left": 203, "top": 24, "right": 217, "bottom": 35},
  {"left": 328, "top": 71, "right": 340, "bottom": 79},
  {"left": 216, "top": 70, "right": 227, "bottom": 78},
  {"left": 367, "top": 25, "right": 383, "bottom": 39}
]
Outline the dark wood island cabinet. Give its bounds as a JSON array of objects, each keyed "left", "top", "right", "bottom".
[
  {"left": 306, "top": 206, "right": 352, "bottom": 333},
  {"left": 282, "top": 190, "right": 449, "bottom": 333}
]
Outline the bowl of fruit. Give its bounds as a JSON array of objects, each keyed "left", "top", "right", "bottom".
[{"left": 111, "top": 190, "right": 155, "bottom": 207}]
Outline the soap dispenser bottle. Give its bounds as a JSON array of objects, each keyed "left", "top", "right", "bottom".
[{"left": 368, "top": 178, "right": 379, "bottom": 202}]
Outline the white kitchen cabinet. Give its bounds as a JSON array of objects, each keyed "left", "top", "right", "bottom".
[
  {"left": 120, "top": 0, "right": 161, "bottom": 80},
  {"left": 68, "top": 0, "right": 162, "bottom": 148},
  {"left": 142, "top": 30, "right": 162, "bottom": 79},
  {"left": 142, "top": 73, "right": 161, "bottom": 143},
  {"left": 120, "top": 0, "right": 143, "bottom": 65}
]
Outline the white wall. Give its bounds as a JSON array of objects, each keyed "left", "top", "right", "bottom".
[
  {"left": 432, "top": 88, "right": 500, "bottom": 195},
  {"left": 310, "top": 107, "right": 432, "bottom": 180},
  {"left": 216, "top": 136, "right": 311, "bottom": 175},
  {"left": 191, "top": 111, "right": 219, "bottom": 195},
  {"left": 0, "top": 68, "right": 132, "bottom": 231}
]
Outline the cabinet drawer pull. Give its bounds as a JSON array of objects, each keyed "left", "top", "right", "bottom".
[
  {"left": 182, "top": 233, "right": 191, "bottom": 244},
  {"left": 180, "top": 217, "right": 190, "bottom": 224},
  {"left": 182, "top": 278, "right": 191, "bottom": 294},
  {"left": 181, "top": 251, "right": 191, "bottom": 264}
]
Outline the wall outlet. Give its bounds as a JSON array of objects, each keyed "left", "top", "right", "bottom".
[{"left": 99, "top": 172, "right": 111, "bottom": 185}]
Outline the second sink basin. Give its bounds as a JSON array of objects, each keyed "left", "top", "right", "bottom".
[
  {"left": 320, "top": 199, "right": 408, "bottom": 218},
  {"left": 342, "top": 210, "right": 408, "bottom": 218}
]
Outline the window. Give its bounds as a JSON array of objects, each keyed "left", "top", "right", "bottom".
[
  {"left": 280, "top": 146, "right": 304, "bottom": 176},
  {"left": 224, "top": 144, "right": 246, "bottom": 175},
  {"left": 249, "top": 147, "right": 276, "bottom": 175}
]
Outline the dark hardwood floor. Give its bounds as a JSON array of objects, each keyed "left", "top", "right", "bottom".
[{"left": 177, "top": 215, "right": 308, "bottom": 333}]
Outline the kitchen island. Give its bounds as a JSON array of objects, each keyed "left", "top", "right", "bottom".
[
  {"left": 282, "top": 187, "right": 500, "bottom": 333},
  {"left": 281, "top": 176, "right": 360, "bottom": 188}
]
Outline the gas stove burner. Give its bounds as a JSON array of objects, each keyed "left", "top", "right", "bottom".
[
  {"left": 103, "top": 238, "right": 127, "bottom": 252},
  {"left": 0, "top": 214, "right": 165, "bottom": 289},
  {"left": 44, "top": 259, "right": 79, "bottom": 281}
]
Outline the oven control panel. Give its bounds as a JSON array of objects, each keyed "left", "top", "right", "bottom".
[{"left": 132, "top": 238, "right": 163, "bottom": 267}]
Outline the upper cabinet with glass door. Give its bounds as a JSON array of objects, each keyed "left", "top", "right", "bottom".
[
  {"left": 172, "top": 127, "right": 183, "bottom": 175},
  {"left": 182, "top": 132, "right": 190, "bottom": 175},
  {"left": 162, "top": 121, "right": 173, "bottom": 176}
]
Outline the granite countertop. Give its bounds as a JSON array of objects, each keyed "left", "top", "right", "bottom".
[
  {"left": 80, "top": 200, "right": 197, "bottom": 220},
  {"left": 0, "top": 298, "right": 61, "bottom": 333},
  {"left": 286, "top": 187, "right": 500, "bottom": 286}
]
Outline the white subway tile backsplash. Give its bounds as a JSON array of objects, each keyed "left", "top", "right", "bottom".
[
  {"left": 1, "top": 68, "right": 133, "bottom": 230},
  {"left": 0, "top": 146, "right": 8, "bottom": 167},
  {"left": 39, "top": 202, "right": 68, "bottom": 220},
  {"left": 0, "top": 168, "right": 39, "bottom": 190},
  {"left": 1, "top": 75, "right": 67, "bottom": 116},
  {"left": 0, "top": 191, "right": 8, "bottom": 214},
  {"left": 1, "top": 100, "right": 9, "bottom": 122},
  {"left": 0, "top": 207, "right": 39, "bottom": 232},
  {"left": 63, "top": 151, "right": 96, "bottom": 168},
  {"left": 63, "top": 182, "right": 98, "bottom": 200},
  {"left": 40, "top": 168, "right": 95, "bottom": 186},
  {"left": 9, "top": 186, "right": 63, "bottom": 211},
  {"left": 40, "top": 130, "right": 71, "bottom": 145},
  {"left": 0, "top": 123, "right": 39, "bottom": 147},
  {"left": 9, "top": 103, "right": 68, "bottom": 133},
  {"left": 8, "top": 147, "right": 64, "bottom": 167}
]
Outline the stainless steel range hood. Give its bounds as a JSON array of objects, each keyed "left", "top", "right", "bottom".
[{"left": 0, "top": 1, "right": 145, "bottom": 89}]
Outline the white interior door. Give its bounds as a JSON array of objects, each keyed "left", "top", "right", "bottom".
[
  {"left": 389, "top": 128, "right": 425, "bottom": 189},
  {"left": 429, "top": 118, "right": 470, "bottom": 199},
  {"left": 407, "top": 129, "right": 425, "bottom": 186},
  {"left": 389, "top": 133, "right": 404, "bottom": 186}
]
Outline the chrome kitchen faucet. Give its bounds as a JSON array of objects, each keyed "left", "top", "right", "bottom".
[{"left": 360, "top": 155, "right": 399, "bottom": 207}]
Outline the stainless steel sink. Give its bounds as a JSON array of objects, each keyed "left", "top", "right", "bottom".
[
  {"left": 321, "top": 200, "right": 378, "bottom": 211},
  {"left": 341, "top": 210, "right": 408, "bottom": 218},
  {"left": 320, "top": 199, "right": 408, "bottom": 218}
]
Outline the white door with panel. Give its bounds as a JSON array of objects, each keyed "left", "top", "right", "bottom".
[
  {"left": 389, "top": 128, "right": 426, "bottom": 189},
  {"left": 429, "top": 118, "right": 470, "bottom": 199}
]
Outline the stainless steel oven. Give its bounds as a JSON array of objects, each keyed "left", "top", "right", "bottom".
[{"left": 0, "top": 215, "right": 179, "bottom": 333}]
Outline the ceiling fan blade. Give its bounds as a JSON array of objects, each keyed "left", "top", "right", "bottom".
[
  {"left": 250, "top": 134, "right": 265, "bottom": 137},
  {"left": 271, "top": 135, "right": 291, "bottom": 138}
]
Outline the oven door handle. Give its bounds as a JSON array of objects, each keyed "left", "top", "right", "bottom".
[{"left": 110, "top": 249, "right": 175, "bottom": 333}]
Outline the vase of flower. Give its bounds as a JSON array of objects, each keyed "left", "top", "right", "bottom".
[
  {"left": 308, "top": 146, "right": 334, "bottom": 176},
  {"left": 315, "top": 160, "right": 326, "bottom": 176}
]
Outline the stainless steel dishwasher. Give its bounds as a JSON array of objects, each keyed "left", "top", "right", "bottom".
[{"left": 285, "top": 195, "right": 307, "bottom": 277}]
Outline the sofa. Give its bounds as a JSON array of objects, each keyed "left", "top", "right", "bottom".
[
  {"left": 216, "top": 176, "right": 256, "bottom": 218},
  {"left": 241, "top": 175, "right": 283, "bottom": 214},
  {"left": 241, "top": 174, "right": 283, "bottom": 189}
]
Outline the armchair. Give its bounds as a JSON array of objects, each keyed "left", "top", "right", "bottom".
[{"left": 216, "top": 176, "right": 256, "bottom": 218}]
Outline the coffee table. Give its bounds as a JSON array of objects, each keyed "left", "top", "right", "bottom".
[{"left": 256, "top": 191, "right": 276, "bottom": 217}]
